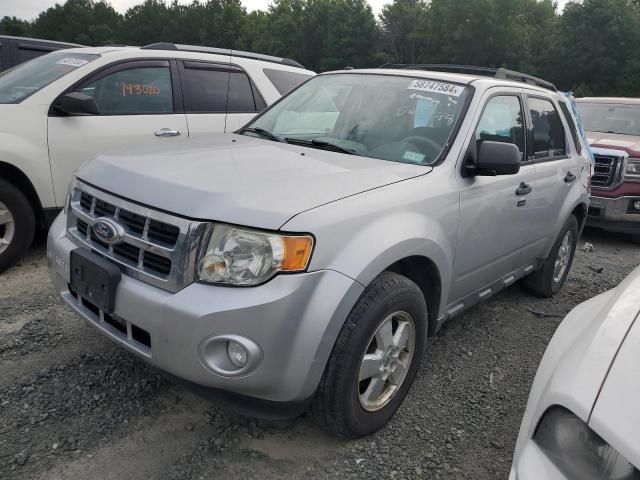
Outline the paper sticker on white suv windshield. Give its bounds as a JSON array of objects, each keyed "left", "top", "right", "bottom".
[
  {"left": 56, "top": 58, "right": 89, "bottom": 68},
  {"left": 408, "top": 80, "right": 464, "bottom": 97},
  {"left": 402, "top": 151, "right": 426, "bottom": 164}
]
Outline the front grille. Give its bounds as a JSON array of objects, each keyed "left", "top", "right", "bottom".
[
  {"left": 592, "top": 154, "right": 623, "bottom": 188},
  {"left": 113, "top": 242, "right": 140, "bottom": 264},
  {"left": 67, "top": 181, "right": 211, "bottom": 292}
]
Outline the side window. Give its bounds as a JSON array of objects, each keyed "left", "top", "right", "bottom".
[
  {"left": 263, "top": 68, "right": 312, "bottom": 95},
  {"left": 475, "top": 95, "right": 525, "bottom": 160},
  {"left": 528, "top": 97, "right": 566, "bottom": 159},
  {"left": 81, "top": 66, "right": 173, "bottom": 115},
  {"left": 181, "top": 63, "right": 228, "bottom": 113},
  {"left": 558, "top": 101, "right": 582, "bottom": 154},
  {"left": 228, "top": 70, "right": 257, "bottom": 112}
]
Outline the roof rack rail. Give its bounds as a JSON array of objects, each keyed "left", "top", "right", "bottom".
[
  {"left": 378, "top": 63, "right": 557, "bottom": 92},
  {"left": 141, "top": 42, "right": 305, "bottom": 69}
]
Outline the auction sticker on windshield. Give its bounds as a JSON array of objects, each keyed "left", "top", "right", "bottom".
[
  {"left": 408, "top": 80, "right": 465, "bottom": 97},
  {"left": 56, "top": 58, "right": 90, "bottom": 68}
]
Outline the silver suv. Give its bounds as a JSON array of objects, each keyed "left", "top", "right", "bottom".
[{"left": 48, "top": 66, "right": 590, "bottom": 437}]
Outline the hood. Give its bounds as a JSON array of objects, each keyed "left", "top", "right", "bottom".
[
  {"left": 588, "top": 266, "right": 640, "bottom": 469},
  {"left": 587, "top": 131, "right": 640, "bottom": 156},
  {"left": 77, "top": 134, "right": 430, "bottom": 229}
]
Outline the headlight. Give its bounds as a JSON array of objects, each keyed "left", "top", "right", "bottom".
[
  {"left": 626, "top": 158, "right": 640, "bottom": 181},
  {"left": 197, "top": 224, "right": 314, "bottom": 286},
  {"left": 534, "top": 407, "right": 640, "bottom": 479}
]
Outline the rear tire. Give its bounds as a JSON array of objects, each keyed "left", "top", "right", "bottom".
[
  {"left": 0, "top": 178, "right": 36, "bottom": 273},
  {"left": 310, "top": 271, "right": 428, "bottom": 438},
  {"left": 522, "top": 215, "right": 578, "bottom": 298}
]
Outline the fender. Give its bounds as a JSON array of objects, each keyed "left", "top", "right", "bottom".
[
  {"left": 0, "top": 104, "right": 55, "bottom": 208},
  {"left": 283, "top": 174, "right": 459, "bottom": 323}
]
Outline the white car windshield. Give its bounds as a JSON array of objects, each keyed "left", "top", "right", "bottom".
[
  {"left": 0, "top": 51, "right": 99, "bottom": 104},
  {"left": 243, "top": 73, "right": 470, "bottom": 165}
]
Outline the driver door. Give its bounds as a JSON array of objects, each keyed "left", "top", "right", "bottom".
[
  {"left": 450, "top": 90, "right": 537, "bottom": 302},
  {"left": 47, "top": 59, "right": 188, "bottom": 203}
]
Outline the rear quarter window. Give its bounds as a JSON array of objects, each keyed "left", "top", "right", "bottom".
[{"left": 263, "top": 68, "right": 312, "bottom": 95}]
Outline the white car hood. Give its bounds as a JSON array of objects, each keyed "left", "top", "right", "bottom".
[
  {"left": 589, "top": 269, "right": 640, "bottom": 470},
  {"left": 513, "top": 265, "right": 640, "bottom": 464},
  {"left": 77, "top": 134, "right": 431, "bottom": 230}
]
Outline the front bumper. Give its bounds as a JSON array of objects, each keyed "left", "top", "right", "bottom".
[
  {"left": 587, "top": 195, "right": 640, "bottom": 234},
  {"left": 47, "top": 213, "right": 363, "bottom": 409}
]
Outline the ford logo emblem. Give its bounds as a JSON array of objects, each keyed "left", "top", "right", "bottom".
[{"left": 92, "top": 218, "right": 124, "bottom": 245}]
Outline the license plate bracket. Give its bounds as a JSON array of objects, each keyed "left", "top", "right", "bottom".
[{"left": 70, "top": 249, "right": 121, "bottom": 314}]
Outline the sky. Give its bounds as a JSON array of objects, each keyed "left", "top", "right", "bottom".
[{"left": 1, "top": 0, "right": 571, "bottom": 21}]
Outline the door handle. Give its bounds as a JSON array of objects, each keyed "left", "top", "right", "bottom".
[
  {"left": 564, "top": 171, "right": 577, "bottom": 183},
  {"left": 154, "top": 128, "right": 181, "bottom": 137},
  {"left": 516, "top": 182, "right": 532, "bottom": 196}
]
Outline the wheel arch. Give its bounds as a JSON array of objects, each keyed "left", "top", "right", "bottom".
[
  {"left": 0, "top": 161, "right": 44, "bottom": 227},
  {"left": 385, "top": 255, "right": 442, "bottom": 336},
  {"left": 572, "top": 202, "right": 588, "bottom": 233}
]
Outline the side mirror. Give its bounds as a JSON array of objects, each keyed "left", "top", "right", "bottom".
[
  {"left": 471, "top": 141, "right": 521, "bottom": 176},
  {"left": 54, "top": 92, "right": 99, "bottom": 116}
]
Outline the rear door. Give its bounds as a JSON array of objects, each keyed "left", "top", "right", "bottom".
[
  {"left": 523, "top": 94, "right": 582, "bottom": 258},
  {"left": 451, "top": 89, "right": 538, "bottom": 302},
  {"left": 179, "top": 60, "right": 265, "bottom": 137},
  {"left": 48, "top": 59, "right": 188, "bottom": 202}
]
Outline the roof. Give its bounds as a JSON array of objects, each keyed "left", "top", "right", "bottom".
[
  {"left": 56, "top": 44, "right": 308, "bottom": 70},
  {"left": 0, "top": 35, "right": 83, "bottom": 47},
  {"left": 325, "top": 68, "right": 559, "bottom": 95},
  {"left": 140, "top": 43, "right": 305, "bottom": 69},
  {"left": 577, "top": 97, "right": 640, "bottom": 105}
]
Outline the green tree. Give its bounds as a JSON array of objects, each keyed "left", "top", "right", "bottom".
[
  {"left": 379, "top": 0, "right": 426, "bottom": 64},
  {"left": 0, "top": 17, "right": 32, "bottom": 36},
  {"left": 553, "top": 0, "right": 640, "bottom": 95},
  {"left": 31, "top": 0, "right": 120, "bottom": 45}
]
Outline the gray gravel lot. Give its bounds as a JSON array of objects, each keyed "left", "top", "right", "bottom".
[{"left": 1, "top": 229, "right": 639, "bottom": 480}]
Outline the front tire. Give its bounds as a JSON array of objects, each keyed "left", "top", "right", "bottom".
[
  {"left": 0, "top": 179, "right": 36, "bottom": 273},
  {"left": 522, "top": 215, "right": 578, "bottom": 298},
  {"left": 311, "top": 271, "right": 428, "bottom": 438}
]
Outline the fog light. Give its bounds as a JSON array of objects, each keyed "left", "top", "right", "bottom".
[
  {"left": 227, "top": 341, "right": 248, "bottom": 368},
  {"left": 634, "top": 200, "right": 640, "bottom": 210},
  {"left": 199, "top": 334, "right": 262, "bottom": 376}
]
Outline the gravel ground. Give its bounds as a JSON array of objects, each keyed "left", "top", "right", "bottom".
[{"left": 1, "top": 228, "right": 638, "bottom": 480}]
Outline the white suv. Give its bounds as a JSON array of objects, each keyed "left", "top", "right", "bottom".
[{"left": 0, "top": 43, "right": 313, "bottom": 272}]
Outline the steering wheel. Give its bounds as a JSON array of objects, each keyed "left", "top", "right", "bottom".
[{"left": 400, "top": 136, "right": 443, "bottom": 158}]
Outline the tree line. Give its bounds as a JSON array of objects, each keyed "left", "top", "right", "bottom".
[{"left": 1, "top": 0, "right": 639, "bottom": 96}]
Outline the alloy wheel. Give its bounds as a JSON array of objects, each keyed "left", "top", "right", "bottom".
[
  {"left": 357, "top": 311, "right": 416, "bottom": 412},
  {"left": 0, "top": 201, "right": 15, "bottom": 256},
  {"left": 553, "top": 230, "right": 573, "bottom": 283}
]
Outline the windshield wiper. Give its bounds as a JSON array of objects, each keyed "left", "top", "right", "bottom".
[
  {"left": 241, "top": 127, "right": 286, "bottom": 143},
  {"left": 284, "top": 138, "right": 358, "bottom": 155}
]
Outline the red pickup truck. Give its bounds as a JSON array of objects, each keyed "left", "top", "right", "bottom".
[{"left": 576, "top": 98, "right": 640, "bottom": 243}]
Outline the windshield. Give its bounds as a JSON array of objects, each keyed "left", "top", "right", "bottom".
[
  {"left": 0, "top": 51, "right": 99, "bottom": 104},
  {"left": 576, "top": 102, "right": 640, "bottom": 136},
  {"left": 243, "top": 73, "right": 470, "bottom": 165}
]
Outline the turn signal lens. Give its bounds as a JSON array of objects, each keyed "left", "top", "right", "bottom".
[{"left": 282, "top": 236, "right": 314, "bottom": 271}]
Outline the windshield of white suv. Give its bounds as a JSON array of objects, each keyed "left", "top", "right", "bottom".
[
  {"left": 577, "top": 102, "right": 640, "bottom": 136},
  {"left": 242, "top": 73, "right": 470, "bottom": 165},
  {"left": 0, "top": 51, "right": 99, "bottom": 104}
]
